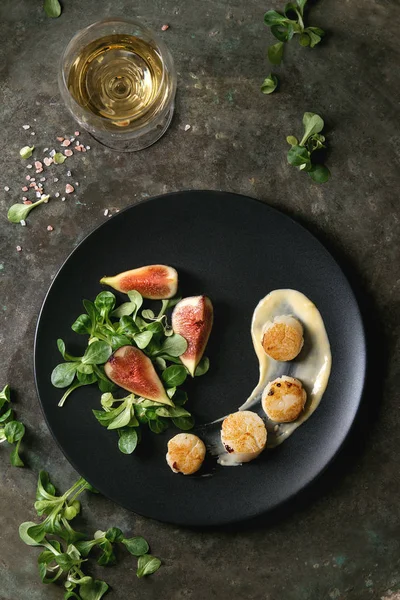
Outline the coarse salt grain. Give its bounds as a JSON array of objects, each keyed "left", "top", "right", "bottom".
[
  {"left": 16, "top": 245, "right": 22, "bottom": 252},
  {"left": 49, "top": 149, "right": 56, "bottom": 157},
  {"left": 65, "top": 184, "right": 74, "bottom": 194},
  {"left": 44, "top": 157, "right": 53, "bottom": 166},
  {"left": 25, "top": 175, "right": 31, "bottom": 181},
  {"left": 30, "top": 132, "right": 35, "bottom": 136},
  {"left": 20, "top": 220, "right": 26, "bottom": 227},
  {"left": 62, "top": 139, "right": 71, "bottom": 147},
  {"left": 86, "top": 145, "right": 91, "bottom": 150},
  {"left": 61, "top": 197, "right": 66, "bottom": 201},
  {"left": 75, "top": 146, "right": 82, "bottom": 152},
  {"left": 22, "top": 186, "right": 28, "bottom": 192},
  {"left": 27, "top": 164, "right": 32, "bottom": 169},
  {"left": 29, "top": 183, "right": 36, "bottom": 188},
  {"left": 184, "top": 124, "right": 191, "bottom": 131},
  {"left": 104, "top": 209, "right": 109, "bottom": 216},
  {"left": 75, "top": 182, "right": 79, "bottom": 186},
  {"left": 74, "top": 131, "right": 80, "bottom": 136},
  {"left": 36, "top": 169, "right": 43, "bottom": 174},
  {"left": 36, "top": 191, "right": 41, "bottom": 198},
  {"left": 82, "top": 147, "right": 86, "bottom": 152},
  {"left": 64, "top": 149, "right": 73, "bottom": 157},
  {"left": 53, "top": 178, "right": 59, "bottom": 183},
  {"left": 30, "top": 177, "right": 35, "bottom": 181},
  {"left": 4, "top": 186, "right": 10, "bottom": 191},
  {"left": 34, "top": 161, "right": 43, "bottom": 169},
  {"left": 70, "top": 137, "right": 75, "bottom": 142},
  {"left": 40, "top": 177, "right": 46, "bottom": 182},
  {"left": 43, "top": 147, "right": 49, "bottom": 152},
  {"left": 67, "top": 170, "right": 72, "bottom": 177},
  {"left": 47, "top": 225, "right": 54, "bottom": 231},
  {"left": 23, "top": 200, "right": 32, "bottom": 205},
  {"left": 56, "top": 137, "right": 64, "bottom": 142},
  {"left": 55, "top": 192, "right": 60, "bottom": 198},
  {"left": 22, "top": 125, "right": 30, "bottom": 130},
  {"left": 161, "top": 24, "right": 170, "bottom": 31}
]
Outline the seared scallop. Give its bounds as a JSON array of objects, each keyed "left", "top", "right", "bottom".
[
  {"left": 262, "top": 315, "right": 304, "bottom": 361},
  {"left": 220, "top": 411, "right": 267, "bottom": 463},
  {"left": 166, "top": 433, "right": 206, "bottom": 475},
  {"left": 262, "top": 376, "right": 306, "bottom": 423}
]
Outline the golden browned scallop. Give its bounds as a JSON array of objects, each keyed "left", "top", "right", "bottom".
[
  {"left": 220, "top": 411, "right": 267, "bottom": 462},
  {"left": 262, "top": 376, "right": 307, "bottom": 423},
  {"left": 166, "top": 433, "right": 206, "bottom": 475},
  {"left": 261, "top": 315, "right": 304, "bottom": 361}
]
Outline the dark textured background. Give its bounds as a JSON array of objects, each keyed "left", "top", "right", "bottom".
[{"left": 0, "top": 1, "right": 399, "bottom": 599}]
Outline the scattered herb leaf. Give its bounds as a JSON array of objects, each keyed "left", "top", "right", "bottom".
[
  {"left": 264, "top": 0, "right": 325, "bottom": 68},
  {"left": 286, "top": 112, "right": 330, "bottom": 183},
  {"left": 261, "top": 73, "right": 278, "bottom": 94},
  {"left": 44, "top": 0, "right": 62, "bottom": 18},
  {"left": 20, "top": 470, "right": 161, "bottom": 597},
  {"left": 0, "top": 385, "right": 25, "bottom": 466},
  {"left": 53, "top": 152, "right": 67, "bottom": 164},
  {"left": 8, "top": 195, "right": 50, "bottom": 224},
  {"left": 19, "top": 145, "right": 35, "bottom": 159},
  {"left": 136, "top": 554, "right": 161, "bottom": 578}
]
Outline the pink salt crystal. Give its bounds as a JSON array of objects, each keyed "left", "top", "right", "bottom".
[
  {"left": 57, "top": 136, "right": 65, "bottom": 142},
  {"left": 22, "top": 186, "right": 28, "bottom": 192},
  {"left": 74, "top": 131, "right": 80, "bottom": 136},
  {"left": 64, "top": 149, "right": 73, "bottom": 157},
  {"left": 62, "top": 139, "right": 71, "bottom": 147},
  {"left": 44, "top": 157, "right": 53, "bottom": 167},
  {"left": 34, "top": 161, "right": 43, "bottom": 169},
  {"left": 81, "top": 147, "right": 86, "bottom": 152},
  {"left": 161, "top": 24, "right": 170, "bottom": 31},
  {"left": 23, "top": 200, "right": 32, "bottom": 205},
  {"left": 65, "top": 184, "right": 74, "bottom": 194},
  {"left": 16, "top": 246, "right": 22, "bottom": 252},
  {"left": 25, "top": 175, "right": 30, "bottom": 181},
  {"left": 47, "top": 225, "right": 54, "bottom": 232},
  {"left": 75, "top": 145, "right": 82, "bottom": 152}
]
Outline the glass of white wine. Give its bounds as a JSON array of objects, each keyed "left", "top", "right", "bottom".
[{"left": 59, "top": 18, "right": 177, "bottom": 152}]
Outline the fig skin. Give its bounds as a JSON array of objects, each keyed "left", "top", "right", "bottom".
[
  {"left": 172, "top": 296, "right": 213, "bottom": 376},
  {"left": 100, "top": 265, "right": 178, "bottom": 299},
  {"left": 104, "top": 346, "right": 173, "bottom": 406}
]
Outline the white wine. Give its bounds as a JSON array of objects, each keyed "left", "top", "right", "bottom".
[
  {"left": 60, "top": 19, "right": 176, "bottom": 150},
  {"left": 68, "top": 34, "right": 167, "bottom": 127}
]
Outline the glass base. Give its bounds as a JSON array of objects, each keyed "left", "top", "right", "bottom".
[{"left": 88, "top": 104, "right": 175, "bottom": 152}]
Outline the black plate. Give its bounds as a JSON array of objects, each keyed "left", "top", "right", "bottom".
[{"left": 35, "top": 191, "right": 366, "bottom": 526}]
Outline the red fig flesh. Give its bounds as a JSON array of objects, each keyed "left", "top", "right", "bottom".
[
  {"left": 104, "top": 346, "right": 173, "bottom": 405},
  {"left": 100, "top": 265, "right": 178, "bottom": 299},
  {"left": 172, "top": 296, "right": 213, "bottom": 376}
]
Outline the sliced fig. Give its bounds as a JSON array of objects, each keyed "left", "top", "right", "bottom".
[
  {"left": 100, "top": 265, "right": 178, "bottom": 299},
  {"left": 172, "top": 296, "right": 213, "bottom": 376},
  {"left": 104, "top": 346, "right": 173, "bottom": 406}
]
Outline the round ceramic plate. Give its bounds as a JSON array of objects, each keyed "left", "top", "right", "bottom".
[{"left": 34, "top": 191, "right": 366, "bottom": 526}]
